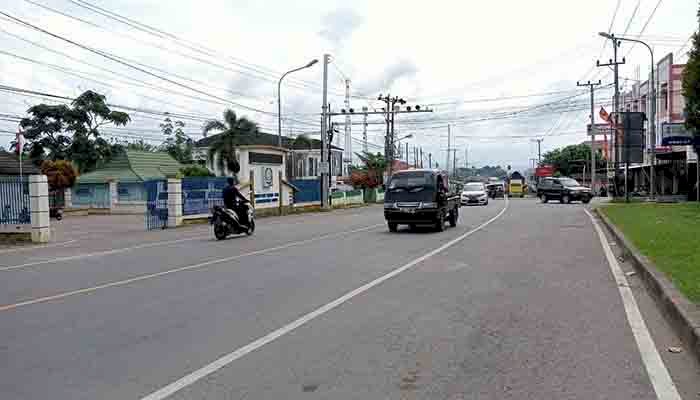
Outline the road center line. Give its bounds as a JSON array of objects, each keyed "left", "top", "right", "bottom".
[
  {"left": 0, "top": 223, "right": 384, "bottom": 312},
  {"left": 585, "top": 209, "right": 682, "bottom": 400},
  {"left": 139, "top": 200, "right": 509, "bottom": 400}
]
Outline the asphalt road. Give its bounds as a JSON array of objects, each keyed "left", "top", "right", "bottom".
[{"left": 1, "top": 200, "right": 698, "bottom": 399}]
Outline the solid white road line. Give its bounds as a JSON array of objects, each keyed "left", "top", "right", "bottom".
[
  {"left": 0, "top": 239, "right": 77, "bottom": 255},
  {"left": 0, "top": 236, "right": 209, "bottom": 272},
  {"left": 139, "top": 200, "right": 509, "bottom": 400},
  {"left": 0, "top": 223, "right": 384, "bottom": 312},
  {"left": 585, "top": 209, "right": 681, "bottom": 400}
]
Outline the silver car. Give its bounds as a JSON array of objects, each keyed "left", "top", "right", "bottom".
[{"left": 461, "top": 182, "right": 489, "bottom": 206}]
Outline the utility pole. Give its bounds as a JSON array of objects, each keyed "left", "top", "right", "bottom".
[
  {"left": 532, "top": 138, "right": 543, "bottom": 164},
  {"left": 428, "top": 153, "right": 432, "bottom": 168},
  {"left": 578, "top": 80, "right": 602, "bottom": 194},
  {"left": 320, "top": 54, "right": 330, "bottom": 209},
  {"left": 597, "top": 36, "right": 625, "bottom": 199},
  {"left": 420, "top": 147, "right": 423, "bottom": 168},
  {"left": 452, "top": 149, "right": 457, "bottom": 178},
  {"left": 446, "top": 124, "right": 451, "bottom": 174},
  {"left": 362, "top": 106, "right": 368, "bottom": 154},
  {"left": 344, "top": 79, "right": 352, "bottom": 174}
]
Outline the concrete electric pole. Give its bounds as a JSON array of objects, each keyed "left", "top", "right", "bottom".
[
  {"left": 597, "top": 35, "right": 625, "bottom": 199},
  {"left": 320, "top": 54, "right": 330, "bottom": 209},
  {"left": 578, "top": 80, "right": 601, "bottom": 193}
]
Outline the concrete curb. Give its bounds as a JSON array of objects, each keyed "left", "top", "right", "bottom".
[{"left": 594, "top": 208, "right": 700, "bottom": 363}]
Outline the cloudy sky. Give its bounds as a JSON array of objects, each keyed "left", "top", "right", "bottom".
[{"left": 0, "top": 0, "right": 696, "bottom": 170}]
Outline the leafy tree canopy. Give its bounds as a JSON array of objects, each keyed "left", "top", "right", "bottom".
[
  {"left": 202, "top": 109, "right": 259, "bottom": 174},
  {"left": 682, "top": 8, "right": 700, "bottom": 153},
  {"left": 540, "top": 143, "right": 605, "bottom": 177},
  {"left": 179, "top": 164, "right": 214, "bottom": 177},
  {"left": 19, "top": 90, "right": 130, "bottom": 172},
  {"left": 160, "top": 117, "right": 193, "bottom": 163}
]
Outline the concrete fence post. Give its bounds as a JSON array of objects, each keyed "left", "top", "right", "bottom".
[
  {"left": 64, "top": 187, "right": 72, "bottom": 209},
  {"left": 109, "top": 180, "right": 118, "bottom": 211},
  {"left": 278, "top": 171, "right": 283, "bottom": 216},
  {"left": 29, "top": 174, "right": 50, "bottom": 243},
  {"left": 167, "top": 178, "right": 183, "bottom": 228}
]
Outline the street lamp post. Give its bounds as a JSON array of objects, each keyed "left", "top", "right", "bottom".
[
  {"left": 277, "top": 59, "right": 318, "bottom": 147},
  {"left": 599, "top": 33, "right": 656, "bottom": 199}
]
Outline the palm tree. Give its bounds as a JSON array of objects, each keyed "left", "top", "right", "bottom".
[{"left": 202, "top": 109, "right": 259, "bottom": 174}]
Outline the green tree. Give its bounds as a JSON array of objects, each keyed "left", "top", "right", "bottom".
[
  {"left": 292, "top": 134, "right": 313, "bottom": 149},
  {"left": 202, "top": 109, "right": 259, "bottom": 174},
  {"left": 352, "top": 151, "right": 387, "bottom": 188},
  {"left": 19, "top": 90, "right": 130, "bottom": 172},
  {"left": 125, "top": 139, "right": 158, "bottom": 152},
  {"left": 682, "top": 9, "right": 700, "bottom": 154},
  {"left": 540, "top": 143, "right": 605, "bottom": 176},
  {"left": 160, "top": 117, "right": 193, "bottom": 163},
  {"left": 179, "top": 164, "right": 214, "bottom": 177}
]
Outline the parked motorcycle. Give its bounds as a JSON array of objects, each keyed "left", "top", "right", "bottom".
[{"left": 210, "top": 203, "right": 255, "bottom": 240}]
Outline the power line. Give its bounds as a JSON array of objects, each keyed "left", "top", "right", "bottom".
[
  {"left": 62, "top": 0, "right": 326, "bottom": 91},
  {"left": 0, "top": 11, "right": 320, "bottom": 127}
]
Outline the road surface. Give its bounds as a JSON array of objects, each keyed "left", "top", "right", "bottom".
[{"left": 1, "top": 200, "right": 698, "bottom": 399}]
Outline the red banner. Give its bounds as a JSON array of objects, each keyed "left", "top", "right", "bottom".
[{"left": 535, "top": 165, "right": 555, "bottom": 177}]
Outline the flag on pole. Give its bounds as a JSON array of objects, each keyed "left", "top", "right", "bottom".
[{"left": 15, "top": 127, "right": 25, "bottom": 155}]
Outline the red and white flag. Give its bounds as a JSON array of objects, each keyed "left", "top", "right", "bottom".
[
  {"left": 16, "top": 127, "right": 24, "bottom": 155},
  {"left": 599, "top": 107, "right": 611, "bottom": 123}
]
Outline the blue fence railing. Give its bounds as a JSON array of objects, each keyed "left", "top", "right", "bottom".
[
  {"left": 145, "top": 180, "right": 168, "bottom": 230},
  {"left": 0, "top": 176, "right": 30, "bottom": 224},
  {"left": 291, "top": 178, "right": 321, "bottom": 203},
  {"left": 182, "top": 177, "right": 228, "bottom": 215}
]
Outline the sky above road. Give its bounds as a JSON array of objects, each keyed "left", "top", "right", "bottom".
[{"left": 0, "top": 0, "right": 697, "bottom": 170}]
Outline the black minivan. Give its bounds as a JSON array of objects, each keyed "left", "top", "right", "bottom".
[
  {"left": 537, "top": 177, "right": 592, "bottom": 204},
  {"left": 384, "top": 169, "right": 460, "bottom": 232}
]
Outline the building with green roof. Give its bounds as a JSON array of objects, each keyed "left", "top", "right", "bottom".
[{"left": 72, "top": 150, "right": 183, "bottom": 210}]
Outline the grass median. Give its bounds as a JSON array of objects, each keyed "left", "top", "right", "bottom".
[{"left": 600, "top": 202, "right": 700, "bottom": 303}]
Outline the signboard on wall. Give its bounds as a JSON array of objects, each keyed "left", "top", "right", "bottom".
[{"left": 263, "top": 167, "right": 273, "bottom": 188}]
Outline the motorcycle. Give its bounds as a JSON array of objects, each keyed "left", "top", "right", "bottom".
[{"left": 210, "top": 203, "right": 255, "bottom": 240}]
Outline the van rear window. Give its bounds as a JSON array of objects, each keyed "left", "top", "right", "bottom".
[{"left": 388, "top": 172, "right": 433, "bottom": 189}]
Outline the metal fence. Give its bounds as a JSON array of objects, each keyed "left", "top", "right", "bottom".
[
  {"left": 145, "top": 180, "right": 168, "bottom": 230},
  {"left": 182, "top": 177, "right": 228, "bottom": 216},
  {"left": 0, "top": 176, "right": 30, "bottom": 224},
  {"left": 291, "top": 178, "right": 321, "bottom": 203}
]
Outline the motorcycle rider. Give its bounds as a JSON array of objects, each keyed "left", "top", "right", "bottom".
[{"left": 222, "top": 177, "right": 250, "bottom": 227}]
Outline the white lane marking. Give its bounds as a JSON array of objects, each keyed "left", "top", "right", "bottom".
[
  {"left": 139, "top": 200, "right": 509, "bottom": 400},
  {"left": 0, "top": 236, "right": 209, "bottom": 272},
  {"left": 0, "top": 224, "right": 384, "bottom": 312},
  {"left": 585, "top": 209, "right": 682, "bottom": 400},
  {"left": 0, "top": 239, "right": 77, "bottom": 255}
]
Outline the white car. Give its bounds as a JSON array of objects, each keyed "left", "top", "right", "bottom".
[{"left": 461, "top": 182, "right": 489, "bottom": 206}]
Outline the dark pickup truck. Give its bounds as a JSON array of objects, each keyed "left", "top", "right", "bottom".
[{"left": 384, "top": 169, "right": 460, "bottom": 232}]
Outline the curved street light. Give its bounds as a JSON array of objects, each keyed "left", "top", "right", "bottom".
[
  {"left": 278, "top": 59, "right": 319, "bottom": 147},
  {"left": 599, "top": 32, "right": 657, "bottom": 199}
]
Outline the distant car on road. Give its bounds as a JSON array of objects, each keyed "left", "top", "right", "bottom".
[
  {"left": 538, "top": 177, "right": 592, "bottom": 204},
  {"left": 486, "top": 183, "right": 505, "bottom": 199},
  {"left": 461, "top": 182, "right": 488, "bottom": 206}
]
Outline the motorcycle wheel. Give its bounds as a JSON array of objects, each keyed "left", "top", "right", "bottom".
[
  {"left": 56, "top": 214, "right": 63, "bottom": 221},
  {"left": 245, "top": 219, "right": 255, "bottom": 236},
  {"left": 214, "top": 224, "right": 228, "bottom": 240}
]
